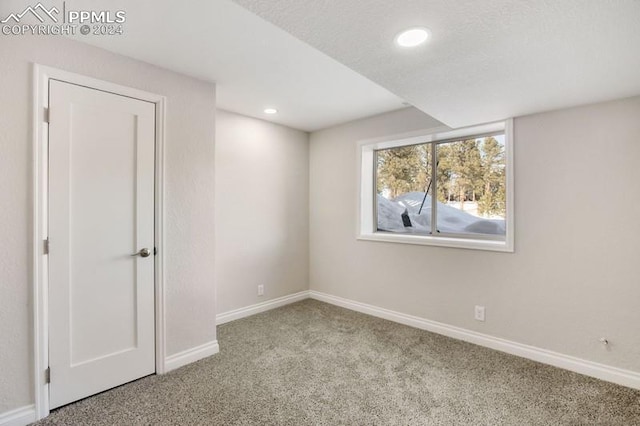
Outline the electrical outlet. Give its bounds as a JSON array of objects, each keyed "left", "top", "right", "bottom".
[
  {"left": 474, "top": 305, "right": 485, "bottom": 322},
  {"left": 257, "top": 285, "right": 264, "bottom": 296}
]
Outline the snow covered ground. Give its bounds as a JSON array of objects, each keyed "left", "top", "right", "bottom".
[{"left": 377, "top": 192, "right": 505, "bottom": 236}]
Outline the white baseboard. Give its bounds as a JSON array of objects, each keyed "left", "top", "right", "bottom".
[
  {"left": 210, "top": 288, "right": 640, "bottom": 390},
  {"left": 0, "top": 405, "right": 35, "bottom": 426},
  {"left": 309, "top": 290, "right": 640, "bottom": 390},
  {"left": 163, "top": 291, "right": 310, "bottom": 373},
  {"left": 164, "top": 340, "right": 220, "bottom": 373},
  {"left": 216, "top": 290, "right": 310, "bottom": 325}
]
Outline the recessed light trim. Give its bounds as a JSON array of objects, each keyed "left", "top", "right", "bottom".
[
  {"left": 264, "top": 108, "right": 278, "bottom": 114},
  {"left": 395, "top": 27, "right": 430, "bottom": 48}
]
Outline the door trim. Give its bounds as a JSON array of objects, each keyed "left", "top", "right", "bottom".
[{"left": 32, "top": 64, "right": 167, "bottom": 420}]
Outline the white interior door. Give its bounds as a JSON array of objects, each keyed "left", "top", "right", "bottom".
[{"left": 48, "top": 80, "right": 156, "bottom": 409}]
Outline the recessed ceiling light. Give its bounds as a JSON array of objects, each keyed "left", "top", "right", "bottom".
[
  {"left": 264, "top": 108, "right": 278, "bottom": 114},
  {"left": 395, "top": 27, "right": 430, "bottom": 48}
]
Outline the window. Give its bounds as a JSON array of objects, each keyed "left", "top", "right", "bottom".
[{"left": 358, "top": 120, "right": 513, "bottom": 251}]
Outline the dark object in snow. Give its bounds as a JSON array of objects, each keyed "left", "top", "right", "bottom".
[{"left": 401, "top": 209, "right": 412, "bottom": 227}]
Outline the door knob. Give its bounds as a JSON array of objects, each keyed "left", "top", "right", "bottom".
[{"left": 132, "top": 248, "right": 151, "bottom": 258}]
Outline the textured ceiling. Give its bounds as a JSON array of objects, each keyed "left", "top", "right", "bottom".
[
  {"left": 232, "top": 0, "right": 640, "bottom": 128},
  {"left": 33, "top": 0, "right": 407, "bottom": 131}
]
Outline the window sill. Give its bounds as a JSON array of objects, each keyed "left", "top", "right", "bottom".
[{"left": 357, "top": 232, "right": 514, "bottom": 252}]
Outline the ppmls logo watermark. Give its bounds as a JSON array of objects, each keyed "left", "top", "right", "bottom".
[{"left": 1, "top": 2, "right": 126, "bottom": 36}]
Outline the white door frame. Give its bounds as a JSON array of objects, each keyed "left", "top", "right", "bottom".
[{"left": 32, "top": 64, "right": 167, "bottom": 420}]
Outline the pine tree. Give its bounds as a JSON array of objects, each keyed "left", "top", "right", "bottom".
[
  {"left": 436, "top": 144, "right": 453, "bottom": 203},
  {"left": 478, "top": 137, "right": 506, "bottom": 217},
  {"left": 415, "top": 144, "right": 432, "bottom": 194},
  {"left": 436, "top": 139, "right": 481, "bottom": 210},
  {"left": 465, "top": 141, "right": 483, "bottom": 202},
  {"left": 376, "top": 145, "right": 425, "bottom": 198}
]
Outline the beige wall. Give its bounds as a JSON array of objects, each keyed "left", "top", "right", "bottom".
[
  {"left": 0, "top": 36, "right": 217, "bottom": 413},
  {"left": 310, "top": 100, "right": 640, "bottom": 372},
  {"left": 215, "top": 110, "right": 309, "bottom": 314}
]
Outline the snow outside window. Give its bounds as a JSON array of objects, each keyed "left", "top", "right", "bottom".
[{"left": 358, "top": 120, "right": 514, "bottom": 252}]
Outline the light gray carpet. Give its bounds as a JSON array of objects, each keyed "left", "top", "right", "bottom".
[{"left": 35, "top": 300, "right": 640, "bottom": 425}]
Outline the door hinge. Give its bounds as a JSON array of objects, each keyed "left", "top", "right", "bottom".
[
  {"left": 45, "top": 367, "right": 50, "bottom": 384},
  {"left": 44, "top": 238, "right": 49, "bottom": 255},
  {"left": 44, "top": 107, "right": 50, "bottom": 124}
]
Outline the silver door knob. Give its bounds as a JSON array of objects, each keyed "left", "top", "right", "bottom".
[{"left": 132, "top": 248, "right": 151, "bottom": 258}]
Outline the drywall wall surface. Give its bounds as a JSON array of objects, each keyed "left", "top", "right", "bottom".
[
  {"left": 215, "top": 109, "right": 309, "bottom": 314},
  {"left": 309, "top": 100, "right": 640, "bottom": 372},
  {"left": 0, "top": 36, "right": 216, "bottom": 413}
]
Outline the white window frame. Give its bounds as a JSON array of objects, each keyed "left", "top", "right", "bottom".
[{"left": 357, "top": 119, "right": 514, "bottom": 252}]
